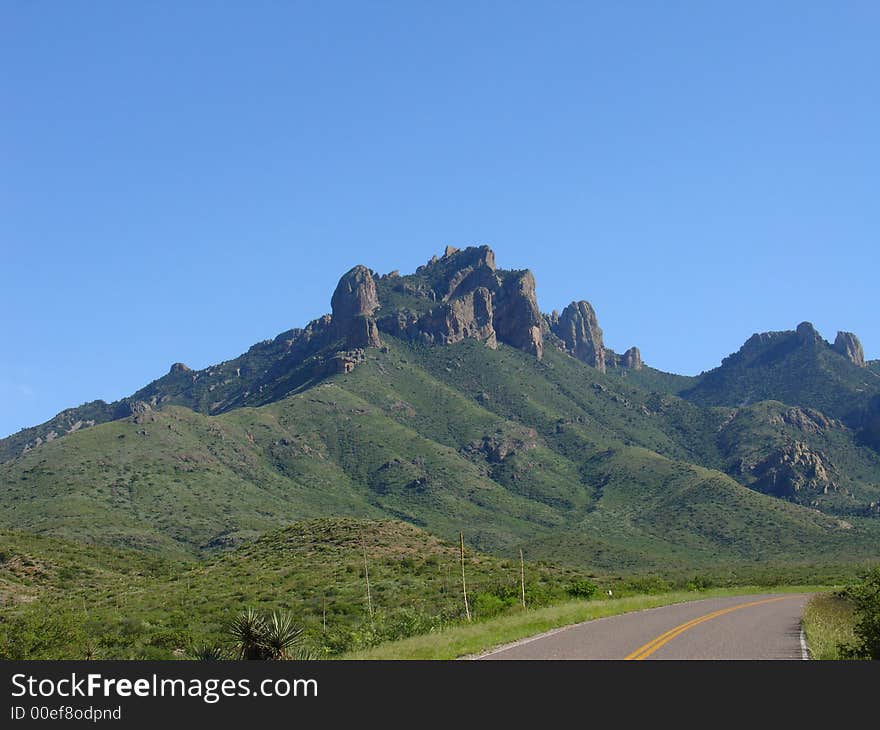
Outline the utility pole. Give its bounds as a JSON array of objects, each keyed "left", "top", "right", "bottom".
[
  {"left": 362, "top": 534, "right": 374, "bottom": 627},
  {"left": 460, "top": 531, "right": 471, "bottom": 622}
]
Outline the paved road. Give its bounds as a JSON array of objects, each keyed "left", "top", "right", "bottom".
[{"left": 480, "top": 593, "right": 811, "bottom": 660}]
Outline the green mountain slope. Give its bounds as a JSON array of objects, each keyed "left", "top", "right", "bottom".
[
  {"left": 681, "top": 322, "right": 880, "bottom": 421},
  {"left": 2, "top": 336, "right": 876, "bottom": 570},
  {"left": 2, "top": 247, "right": 878, "bottom": 581}
]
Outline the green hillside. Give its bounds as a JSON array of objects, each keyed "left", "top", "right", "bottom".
[
  {"left": 0, "top": 519, "right": 588, "bottom": 659},
  {"left": 1, "top": 517, "right": 868, "bottom": 660},
  {"left": 2, "top": 246, "right": 879, "bottom": 660},
  {"left": 681, "top": 323, "right": 880, "bottom": 420},
  {"left": 2, "top": 336, "right": 877, "bottom": 570}
]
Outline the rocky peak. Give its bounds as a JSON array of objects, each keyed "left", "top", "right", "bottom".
[
  {"left": 551, "top": 301, "right": 605, "bottom": 372},
  {"left": 493, "top": 270, "right": 543, "bottom": 360},
  {"left": 377, "top": 247, "right": 542, "bottom": 359},
  {"left": 331, "top": 265, "right": 381, "bottom": 349},
  {"left": 169, "top": 362, "right": 191, "bottom": 374},
  {"left": 433, "top": 244, "right": 495, "bottom": 272},
  {"left": 796, "top": 321, "right": 823, "bottom": 345},
  {"left": 331, "top": 265, "right": 379, "bottom": 320},
  {"left": 416, "top": 286, "right": 497, "bottom": 348},
  {"left": 833, "top": 331, "right": 866, "bottom": 367},
  {"left": 609, "top": 346, "right": 643, "bottom": 371}
]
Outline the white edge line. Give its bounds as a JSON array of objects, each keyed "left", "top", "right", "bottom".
[
  {"left": 468, "top": 592, "right": 811, "bottom": 661},
  {"left": 800, "top": 624, "right": 810, "bottom": 661}
]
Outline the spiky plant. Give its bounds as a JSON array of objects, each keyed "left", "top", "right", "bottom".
[
  {"left": 84, "top": 641, "right": 100, "bottom": 660},
  {"left": 187, "top": 643, "right": 228, "bottom": 661},
  {"left": 228, "top": 607, "right": 269, "bottom": 660},
  {"left": 262, "top": 611, "right": 307, "bottom": 660}
]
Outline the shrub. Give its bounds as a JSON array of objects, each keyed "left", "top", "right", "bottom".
[
  {"left": 472, "top": 592, "right": 507, "bottom": 619},
  {"left": 840, "top": 566, "right": 880, "bottom": 660},
  {"left": 0, "top": 609, "right": 89, "bottom": 660},
  {"left": 625, "top": 576, "right": 672, "bottom": 595},
  {"left": 566, "top": 580, "right": 598, "bottom": 600},
  {"left": 686, "top": 575, "right": 712, "bottom": 591}
]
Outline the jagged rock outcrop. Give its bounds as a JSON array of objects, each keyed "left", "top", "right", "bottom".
[
  {"left": 460, "top": 428, "right": 539, "bottom": 463},
  {"left": 796, "top": 321, "right": 823, "bottom": 345},
  {"left": 331, "top": 265, "right": 379, "bottom": 319},
  {"left": 422, "top": 245, "right": 497, "bottom": 302},
  {"left": 416, "top": 286, "right": 497, "bottom": 348},
  {"left": 547, "top": 302, "right": 641, "bottom": 372},
  {"left": 750, "top": 441, "right": 838, "bottom": 499},
  {"left": 375, "top": 246, "right": 542, "bottom": 359},
  {"left": 493, "top": 270, "right": 543, "bottom": 359},
  {"left": 331, "top": 265, "right": 382, "bottom": 348},
  {"left": 169, "top": 362, "right": 191, "bottom": 374},
  {"left": 329, "top": 350, "right": 366, "bottom": 375},
  {"left": 113, "top": 399, "right": 153, "bottom": 419},
  {"left": 769, "top": 406, "right": 838, "bottom": 434},
  {"left": 610, "top": 346, "right": 642, "bottom": 370},
  {"left": 551, "top": 301, "right": 605, "bottom": 372},
  {"left": 833, "top": 331, "right": 866, "bottom": 367}
]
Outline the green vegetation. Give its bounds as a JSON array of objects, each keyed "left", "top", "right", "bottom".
[
  {"left": 802, "top": 566, "right": 880, "bottom": 660},
  {"left": 680, "top": 327, "right": 880, "bottom": 421},
  {"left": 220, "top": 608, "right": 312, "bottom": 660},
  {"left": 0, "top": 518, "right": 849, "bottom": 660},
  {"left": 0, "top": 519, "right": 589, "bottom": 659},
  {"left": 3, "top": 338, "right": 878, "bottom": 572},
  {"left": 839, "top": 566, "right": 880, "bottom": 659},
  {"left": 2, "top": 254, "right": 880, "bottom": 662},
  {"left": 803, "top": 593, "right": 856, "bottom": 660},
  {"left": 346, "top": 586, "right": 825, "bottom": 660}
]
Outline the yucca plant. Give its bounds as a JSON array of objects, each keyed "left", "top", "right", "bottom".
[
  {"left": 187, "top": 643, "right": 228, "bottom": 661},
  {"left": 262, "top": 611, "right": 306, "bottom": 660},
  {"left": 228, "top": 607, "right": 269, "bottom": 660},
  {"left": 226, "top": 608, "right": 312, "bottom": 660}
]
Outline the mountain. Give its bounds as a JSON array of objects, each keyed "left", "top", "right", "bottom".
[
  {"left": 1, "top": 245, "right": 878, "bottom": 575},
  {"left": 680, "top": 321, "right": 880, "bottom": 421}
]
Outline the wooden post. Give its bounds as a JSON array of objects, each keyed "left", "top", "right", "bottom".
[
  {"left": 520, "top": 548, "right": 526, "bottom": 609},
  {"left": 362, "top": 535, "right": 374, "bottom": 627},
  {"left": 460, "top": 532, "right": 471, "bottom": 622}
]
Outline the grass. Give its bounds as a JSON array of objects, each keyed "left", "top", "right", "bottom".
[
  {"left": 802, "top": 592, "right": 857, "bottom": 660},
  {"left": 343, "top": 585, "right": 828, "bottom": 660}
]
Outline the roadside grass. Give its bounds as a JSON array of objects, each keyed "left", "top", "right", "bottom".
[
  {"left": 342, "top": 585, "right": 826, "bottom": 659},
  {"left": 802, "top": 592, "right": 856, "bottom": 660}
]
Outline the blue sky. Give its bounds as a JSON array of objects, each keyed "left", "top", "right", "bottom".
[{"left": 2, "top": 2, "right": 878, "bottom": 438}]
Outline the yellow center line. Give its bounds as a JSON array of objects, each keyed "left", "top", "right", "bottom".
[{"left": 624, "top": 595, "right": 799, "bottom": 660}]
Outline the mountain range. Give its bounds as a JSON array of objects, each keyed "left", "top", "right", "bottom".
[{"left": 2, "top": 245, "right": 879, "bottom": 574}]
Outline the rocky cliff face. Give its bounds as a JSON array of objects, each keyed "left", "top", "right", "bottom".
[
  {"left": 749, "top": 441, "right": 838, "bottom": 500},
  {"left": 608, "top": 346, "right": 643, "bottom": 371},
  {"left": 492, "top": 270, "right": 544, "bottom": 359},
  {"left": 415, "top": 286, "right": 497, "bottom": 348},
  {"left": 551, "top": 301, "right": 605, "bottom": 372},
  {"left": 833, "top": 331, "right": 866, "bottom": 368},
  {"left": 375, "top": 246, "right": 543, "bottom": 359},
  {"left": 796, "top": 321, "right": 823, "bottom": 346},
  {"left": 547, "top": 301, "right": 642, "bottom": 372},
  {"left": 331, "top": 265, "right": 382, "bottom": 348}
]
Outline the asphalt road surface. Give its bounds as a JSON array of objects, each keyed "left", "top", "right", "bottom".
[{"left": 479, "top": 593, "right": 812, "bottom": 660}]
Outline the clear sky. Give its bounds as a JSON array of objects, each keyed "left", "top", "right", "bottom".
[{"left": 2, "top": 2, "right": 878, "bottom": 438}]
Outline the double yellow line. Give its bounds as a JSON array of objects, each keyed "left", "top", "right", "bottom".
[{"left": 625, "top": 595, "right": 797, "bottom": 660}]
